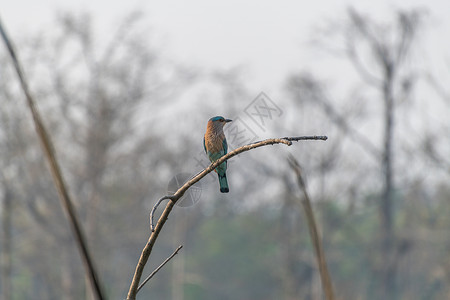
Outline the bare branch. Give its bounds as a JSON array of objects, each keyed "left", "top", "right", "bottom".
[
  {"left": 150, "top": 135, "right": 327, "bottom": 231},
  {"left": 127, "top": 135, "right": 327, "bottom": 300},
  {"left": 345, "top": 34, "right": 382, "bottom": 87},
  {"left": 137, "top": 245, "right": 183, "bottom": 293},
  {"left": 425, "top": 72, "right": 450, "bottom": 104},
  {"left": 287, "top": 155, "right": 335, "bottom": 300},
  {"left": 348, "top": 8, "right": 387, "bottom": 64},
  {"left": 395, "top": 10, "right": 421, "bottom": 66},
  {"left": 289, "top": 75, "right": 380, "bottom": 158},
  {"left": 127, "top": 199, "right": 175, "bottom": 300},
  {"left": 149, "top": 195, "right": 174, "bottom": 231}
]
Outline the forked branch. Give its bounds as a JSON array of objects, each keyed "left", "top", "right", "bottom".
[{"left": 127, "top": 135, "right": 327, "bottom": 300}]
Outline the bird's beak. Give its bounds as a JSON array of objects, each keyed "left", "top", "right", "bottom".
[{"left": 225, "top": 119, "right": 232, "bottom": 123}]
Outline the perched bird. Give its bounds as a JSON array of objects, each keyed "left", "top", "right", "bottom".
[{"left": 203, "top": 116, "right": 232, "bottom": 193}]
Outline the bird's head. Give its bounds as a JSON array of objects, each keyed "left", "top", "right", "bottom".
[{"left": 209, "top": 116, "right": 232, "bottom": 127}]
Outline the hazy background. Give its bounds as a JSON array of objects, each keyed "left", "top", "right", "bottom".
[{"left": 1, "top": 0, "right": 450, "bottom": 299}]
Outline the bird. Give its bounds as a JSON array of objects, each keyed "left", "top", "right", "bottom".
[{"left": 203, "top": 116, "right": 232, "bottom": 193}]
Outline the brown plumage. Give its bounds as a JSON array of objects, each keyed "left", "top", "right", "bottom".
[{"left": 204, "top": 120, "right": 226, "bottom": 154}]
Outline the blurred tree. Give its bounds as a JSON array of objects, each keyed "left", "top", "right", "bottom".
[
  {"left": 0, "top": 181, "right": 12, "bottom": 300},
  {"left": 345, "top": 9, "right": 422, "bottom": 298},
  {"left": 423, "top": 68, "right": 450, "bottom": 174},
  {"left": 0, "top": 11, "right": 194, "bottom": 299},
  {"left": 287, "top": 7, "right": 426, "bottom": 299}
]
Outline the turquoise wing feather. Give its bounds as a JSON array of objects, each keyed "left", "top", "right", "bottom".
[
  {"left": 223, "top": 138, "right": 228, "bottom": 154},
  {"left": 203, "top": 136, "right": 207, "bottom": 154}
]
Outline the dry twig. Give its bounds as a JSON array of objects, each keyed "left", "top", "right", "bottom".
[{"left": 137, "top": 245, "right": 183, "bottom": 293}]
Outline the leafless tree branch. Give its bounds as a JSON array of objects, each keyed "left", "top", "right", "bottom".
[
  {"left": 137, "top": 245, "right": 183, "bottom": 293},
  {"left": 345, "top": 31, "right": 382, "bottom": 87},
  {"left": 288, "top": 75, "right": 380, "bottom": 159},
  {"left": 150, "top": 136, "right": 328, "bottom": 231},
  {"left": 127, "top": 135, "right": 327, "bottom": 300}
]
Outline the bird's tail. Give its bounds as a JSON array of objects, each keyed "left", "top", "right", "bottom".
[{"left": 218, "top": 173, "right": 229, "bottom": 193}]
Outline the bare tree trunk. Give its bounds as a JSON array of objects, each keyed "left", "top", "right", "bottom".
[
  {"left": 379, "top": 64, "right": 397, "bottom": 299},
  {"left": 1, "top": 186, "right": 12, "bottom": 300}
]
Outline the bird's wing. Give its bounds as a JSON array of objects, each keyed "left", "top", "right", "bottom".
[
  {"left": 222, "top": 138, "right": 228, "bottom": 154},
  {"left": 222, "top": 138, "right": 228, "bottom": 167},
  {"left": 203, "top": 136, "right": 207, "bottom": 154}
]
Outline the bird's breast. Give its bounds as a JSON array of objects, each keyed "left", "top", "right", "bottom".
[{"left": 205, "top": 131, "right": 225, "bottom": 153}]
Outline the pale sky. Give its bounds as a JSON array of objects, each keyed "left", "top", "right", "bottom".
[{"left": 2, "top": 0, "right": 449, "bottom": 96}]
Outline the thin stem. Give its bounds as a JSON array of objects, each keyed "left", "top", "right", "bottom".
[
  {"left": 149, "top": 196, "right": 173, "bottom": 232},
  {"left": 137, "top": 245, "right": 183, "bottom": 293},
  {"left": 288, "top": 155, "right": 335, "bottom": 300}
]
